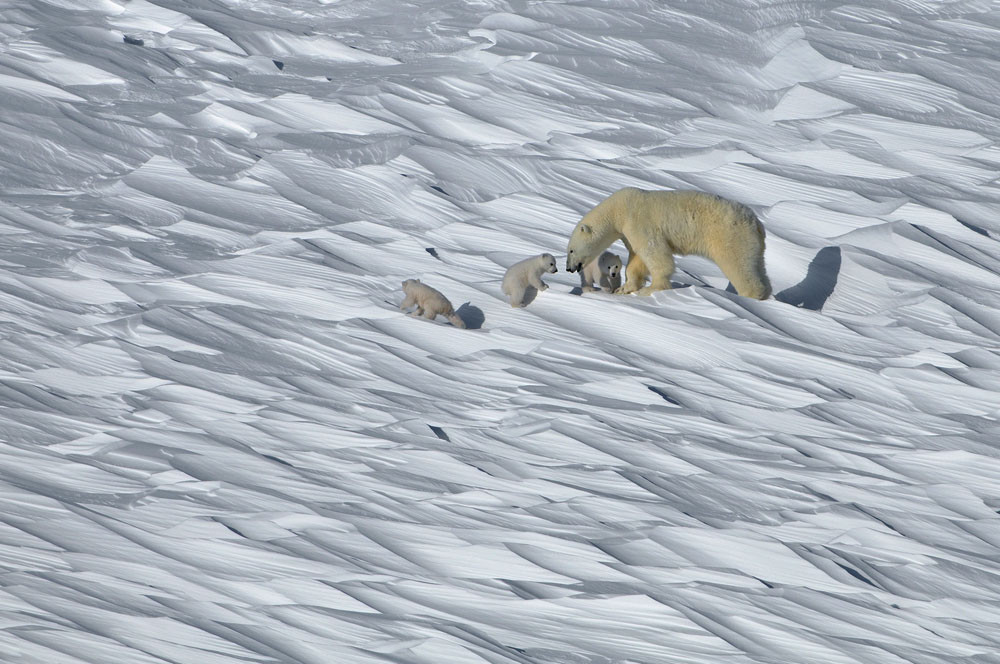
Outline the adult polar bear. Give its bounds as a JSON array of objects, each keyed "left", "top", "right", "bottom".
[{"left": 565, "top": 187, "right": 772, "bottom": 299}]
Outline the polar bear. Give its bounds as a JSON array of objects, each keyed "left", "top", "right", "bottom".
[
  {"left": 501, "top": 253, "right": 558, "bottom": 307},
  {"left": 565, "top": 188, "right": 771, "bottom": 299},
  {"left": 400, "top": 279, "right": 466, "bottom": 327},
  {"left": 579, "top": 251, "right": 622, "bottom": 293}
]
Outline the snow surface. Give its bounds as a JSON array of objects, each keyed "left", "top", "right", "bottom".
[{"left": 2, "top": 1, "right": 1000, "bottom": 662}]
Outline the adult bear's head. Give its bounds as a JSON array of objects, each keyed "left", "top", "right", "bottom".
[{"left": 566, "top": 223, "right": 598, "bottom": 273}]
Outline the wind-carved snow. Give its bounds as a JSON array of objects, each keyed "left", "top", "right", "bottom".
[{"left": 1, "top": 1, "right": 1000, "bottom": 663}]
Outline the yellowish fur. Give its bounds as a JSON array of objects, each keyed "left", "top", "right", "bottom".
[
  {"left": 400, "top": 279, "right": 466, "bottom": 327},
  {"left": 565, "top": 188, "right": 771, "bottom": 299}
]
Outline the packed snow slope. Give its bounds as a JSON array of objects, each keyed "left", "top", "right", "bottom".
[{"left": 2, "top": 1, "right": 1000, "bottom": 662}]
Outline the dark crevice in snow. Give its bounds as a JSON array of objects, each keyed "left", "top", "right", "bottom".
[
  {"left": 647, "top": 385, "right": 681, "bottom": 406},
  {"left": 836, "top": 563, "right": 878, "bottom": 588}
]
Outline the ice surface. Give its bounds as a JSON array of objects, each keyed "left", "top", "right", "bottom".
[{"left": 2, "top": 1, "right": 1000, "bottom": 663}]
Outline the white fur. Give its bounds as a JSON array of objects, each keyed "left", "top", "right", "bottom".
[
  {"left": 501, "top": 253, "right": 558, "bottom": 308},
  {"left": 580, "top": 251, "right": 622, "bottom": 293},
  {"left": 400, "top": 279, "right": 466, "bottom": 327},
  {"left": 566, "top": 188, "right": 771, "bottom": 299}
]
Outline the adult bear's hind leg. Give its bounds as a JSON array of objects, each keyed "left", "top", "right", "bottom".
[{"left": 714, "top": 251, "right": 772, "bottom": 300}]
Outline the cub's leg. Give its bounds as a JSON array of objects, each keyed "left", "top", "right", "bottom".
[{"left": 603, "top": 272, "right": 622, "bottom": 292}]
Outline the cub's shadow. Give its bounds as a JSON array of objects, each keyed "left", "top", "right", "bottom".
[
  {"left": 569, "top": 285, "right": 607, "bottom": 296},
  {"left": 512, "top": 286, "right": 541, "bottom": 308},
  {"left": 775, "top": 246, "right": 842, "bottom": 311},
  {"left": 456, "top": 302, "right": 485, "bottom": 329}
]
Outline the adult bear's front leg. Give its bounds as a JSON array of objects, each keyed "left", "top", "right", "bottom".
[
  {"left": 634, "top": 254, "right": 675, "bottom": 296},
  {"left": 616, "top": 252, "right": 648, "bottom": 294}
]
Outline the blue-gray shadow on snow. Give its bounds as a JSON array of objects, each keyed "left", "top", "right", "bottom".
[
  {"left": 456, "top": 302, "right": 485, "bottom": 329},
  {"left": 510, "top": 286, "right": 540, "bottom": 309},
  {"left": 428, "top": 425, "right": 450, "bottom": 441},
  {"left": 956, "top": 218, "right": 990, "bottom": 237},
  {"left": 648, "top": 385, "right": 682, "bottom": 405},
  {"left": 776, "top": 245, "right": 841, "bottom": 311},
  {"left": 574, "top": 280, "right": 691, "bottom": 296}
]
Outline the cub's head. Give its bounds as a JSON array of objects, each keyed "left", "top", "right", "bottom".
[
  {"left": 566, "top": 223, "right": 599, "bottom": 273},
  {"left": 401, "top": 278, "right": 420, "bottom": 290},
  {"left": 540, "top": 253, "right": 558, "bottom": 274},
  {"left": 599, "top": 252, "right": 622, "bottom": 280}
]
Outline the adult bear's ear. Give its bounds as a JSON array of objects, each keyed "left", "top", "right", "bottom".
[{"left": 580, "top": 224, "right": 592, "bottom": 234}]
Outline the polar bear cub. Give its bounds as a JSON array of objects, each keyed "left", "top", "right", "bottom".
[
  {"left": 400, "top": 279, "right": 466, "bottom": 327},
  {"left": 501, "top": 253, "right": 558, "bottom": 307},
  {"left": 580, "top": 251, "right": 622, "bottom": 293},
  {"left": 566, "top": 187, "right": 771, "bottom": 299}
]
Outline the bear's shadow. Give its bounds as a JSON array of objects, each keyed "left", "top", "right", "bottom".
[
  {"left": 573, "top": 280, "right": 692, "bottom": 296},
  {"left": 513, "top": 286, "right": 540, "bottom": 308},
  {"left": 456, "top": 302, "right": 485, "bottom": 329},
  {"left": 776, "top": 246, "right": 841, "bottom": 311}
]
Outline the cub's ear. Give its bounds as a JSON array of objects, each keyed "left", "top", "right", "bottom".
[{"left": 579, "top": 224, "right": 592, "bottom": 234}]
